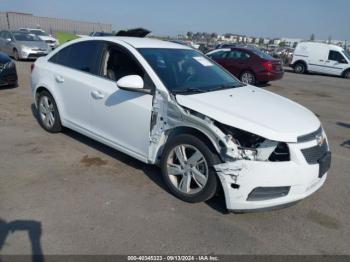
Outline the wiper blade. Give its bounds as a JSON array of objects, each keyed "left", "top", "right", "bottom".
[
  {"left": 209, "top": 83, "right": 245, "bottom": 92},
  {"left": 172, "top": 87, "right": 207, "bottom": 94}
]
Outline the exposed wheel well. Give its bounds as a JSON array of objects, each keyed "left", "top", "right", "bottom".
[{"left": 155, "top": 126, "right": 221, "bottom": 165}]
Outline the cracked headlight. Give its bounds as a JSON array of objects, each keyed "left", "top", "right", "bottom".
[{"left": 217, "top": 123, "right": 289, "bottom": 161}]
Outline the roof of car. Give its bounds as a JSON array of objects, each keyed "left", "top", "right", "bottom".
[{"left": 84, "top": 36, "right": 193, "bottom": 49}]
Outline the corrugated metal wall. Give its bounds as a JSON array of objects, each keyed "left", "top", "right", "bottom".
[{"left": 0, "top": 12, "right": 112, "bottom": 35}]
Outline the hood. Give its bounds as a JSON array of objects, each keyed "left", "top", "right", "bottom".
[
  {"left": 17, "top": 41, "right": 49, "bottom": 50},
  {"left": 176, "top": 86, "right": 320, "bottom": 142}
]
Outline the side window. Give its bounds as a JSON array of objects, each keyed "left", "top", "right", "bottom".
[
  {"left": 328, "top": 50, "right": 347, "bottom": 64},
  {"left": 209, "top": 50, "right": 228, "bottom": 59},
  {"left": 100, "top": 44, "right": 155, "bottom": 90},
  {"left": 227, "top": 50, "right": 251, "bottom": 60},
  {"left": 49, "top": 41, "right": 103, "bottom": 74}
]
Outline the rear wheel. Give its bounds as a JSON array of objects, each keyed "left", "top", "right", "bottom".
[
  {"left": 294, "top": 62, "right": 306, "bottom": 74},
  {"left": 161, "top": 134, "right": 220, "bottom": 203},
  {"left": 37, "top": 91, "right": 62, "bottom": 133},
  {"left": 240, "top": 71, "right": 256, "bottom": 85},
  {"left": 13, "top": 49, "right": 20, "bottom": 61},
  {"left": 344, "top": 70, "right": 350, "bottom": 79}
]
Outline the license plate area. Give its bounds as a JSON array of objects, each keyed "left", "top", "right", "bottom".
[{"left": 318, "top": 152, "right": 331, "bottom": 178}]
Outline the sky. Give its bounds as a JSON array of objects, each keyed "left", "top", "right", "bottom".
[{"left": 1, "top": 0, "right": 349, "bottom": 40}]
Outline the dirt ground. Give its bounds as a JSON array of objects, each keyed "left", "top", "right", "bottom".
[{"left": 1, "top": 62, "right": 349, "bottom": 255}]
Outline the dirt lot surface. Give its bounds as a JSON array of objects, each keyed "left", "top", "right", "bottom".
[{"left": 1, "top": 62, "right": 350, "bottom": 255}]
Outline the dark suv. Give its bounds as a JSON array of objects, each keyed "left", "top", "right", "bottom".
[{"left": 207, "top": 47, "right": 284, "bottom": 85}]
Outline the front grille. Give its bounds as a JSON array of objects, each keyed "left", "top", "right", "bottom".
[
  {"left": 298, "top": 126, "right": 322, "bottom": 143},
  {"left": 301, "top": 141, "right": 328, "bottom": 164},
  {"left": 28, "top": 53, "right": 46, "bottom": 58}
]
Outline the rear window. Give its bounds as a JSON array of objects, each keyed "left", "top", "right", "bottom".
[{"left": 250, "top": 48, "right": 273, "bottom": 60}]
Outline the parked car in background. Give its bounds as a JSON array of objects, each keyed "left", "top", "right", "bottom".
[
  {"left": 207, "top": 47, "right": 284, "bottom": 85},
  {"left": 19, "top": 28, "right": 59, "bottom": 49},
  {"left": 291, "top": 42, "right": 350, "bottom": 79},
  {"left": 31, "top": 37, "right": 330, "bottom": 212},
  {"left": 89, "top": 32, "right": 114, "bottom": 37},
  {"left": 0, "top": 30, "right": 51, "bottom": 60},
  {"left": 0, "top": 51, "right": 17, "bottom": 87}
]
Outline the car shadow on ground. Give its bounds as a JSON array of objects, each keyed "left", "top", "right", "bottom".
[
  {"left": 0, "top": 218, "right": 44, "bottom": 262},
  {"left": 30, "top": 104, "right": 229, "bottom": 214},
  {"left": 336, "top": 121, "right": 350, "bottom": 129},
  {"left": 0, "top": 83, "right": 18, "bottom": 90}
]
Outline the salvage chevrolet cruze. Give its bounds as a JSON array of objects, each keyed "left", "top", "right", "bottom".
[{"left": 31, "top": 37, "right": 331, "bottom": 212}]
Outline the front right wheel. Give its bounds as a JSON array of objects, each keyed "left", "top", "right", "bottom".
[{"left": 161, "top": 134, "right": 221, "bottom": 203}]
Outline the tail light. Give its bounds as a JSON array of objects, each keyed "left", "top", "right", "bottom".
[
  {"left": 262, "top": 61, "right": 273, "bottom": 72},
  {"left": 30, "top": 63, "right": 34, "bottom": 73}
]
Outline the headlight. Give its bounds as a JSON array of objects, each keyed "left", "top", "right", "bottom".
[
  {"left": 4, "top": 61, "right": 15, "bottom": 69},
  {"left": 21, "top": 45, "right": 32, "bottom": 52}
]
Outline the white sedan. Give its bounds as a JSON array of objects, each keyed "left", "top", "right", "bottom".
[{"left": 31, "top": 37, "right": 331, "bottom": 212}]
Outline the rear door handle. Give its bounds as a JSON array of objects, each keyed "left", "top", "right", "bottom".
[
  {"left": 91, "top": 90, "right": 105, "bottom": 99},
  {"left": 55, "top": 75, "right": 65, "bottom": 83}
]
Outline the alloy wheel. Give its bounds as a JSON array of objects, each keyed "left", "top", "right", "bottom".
[
  {"left": 39, "top": 95, "right": 56, "bottom": 129},
  {"left": 166, "top": 144, "right": 209, "bottom": 195},
  {"left": 241, "top": 72, "right": 255, "bottom": 84}
]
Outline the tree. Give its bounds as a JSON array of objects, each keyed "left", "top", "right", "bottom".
[
  {"left": 310, "top": 33, "right": 315, "bottom": 41},
  {"left": 186, "top": 31, "right": 193, "bottom": 39},
  {"left": 279, "top": 41, "right": 286, "bottom": 47}
]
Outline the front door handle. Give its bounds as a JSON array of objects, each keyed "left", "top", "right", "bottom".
[
  {"left": 91, "top": 90, "right": 105, "bottom": 99},
  {"left": 55, "top": 75, "right": 65, "bottom": 83}
]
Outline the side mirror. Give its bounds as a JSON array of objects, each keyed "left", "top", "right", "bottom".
[{"left": 117, "top": 75, "right": 150, "bottom": 94}]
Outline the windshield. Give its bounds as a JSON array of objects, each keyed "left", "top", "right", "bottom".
[
  {"left": 29, "top": 30, "right": 49, "bottom": 36},
  {"left": 343, "top": 50, "right": 350, "bottom": 61},
  {"left": 250, "top": 48, "right": 274, "bottom": 60},
  {"left": 13, "top": 32, "right": 41, "bottom": 41},
  {"left": 138, "top": 48, "right": 242, "bottom": 94}
]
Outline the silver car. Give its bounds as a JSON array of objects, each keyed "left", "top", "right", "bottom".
[{"left": 0, "top": 30, "right": 51, "bottom": 60}]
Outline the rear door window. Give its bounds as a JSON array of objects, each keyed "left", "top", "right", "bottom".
[
  {"left": 49, "top": 41, "right": 104, "bottom": 74},
  {"left": 227, "top": 50, "right": 250, "bottom": 60},
  {"left": 208, "top": 50, "right": 228, "bottom": 59}
]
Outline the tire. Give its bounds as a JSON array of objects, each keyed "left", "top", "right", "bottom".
[
  {"left": 13, "top": 49, "right": 20, "bottom": 61},
  {"left": 161, "top": 134, "right": 221, "bottom": 203},
  {"left": 37, "top": 90, "right": 62, "bottom": 133},
  {"left": 240, "top": 71, "right": 256, "bottom": 85},
  {"left": 344, "top": 70, "right": 350, "bottom": 79},
  {"left": 259, "top": 81, "right": 269, "bottom": 85},
  {"left": 294, "top": 62, "right": 306, "bottom": 74}
]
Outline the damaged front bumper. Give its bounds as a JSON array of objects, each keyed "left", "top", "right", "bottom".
[{"left": 214, "top": 140, "right": 329, "bottom": 212}]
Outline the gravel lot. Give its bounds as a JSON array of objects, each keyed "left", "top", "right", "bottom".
[{"left": 1, "top": 62, "right": 350, "bottom": 255}]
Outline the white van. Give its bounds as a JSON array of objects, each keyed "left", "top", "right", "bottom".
[{"left": 291, "top": 42, "right": 350, "bottom": 79}]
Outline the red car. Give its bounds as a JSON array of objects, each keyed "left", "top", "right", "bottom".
[{"left": 207, "top": 47, "right": 284, "bottom": 85}]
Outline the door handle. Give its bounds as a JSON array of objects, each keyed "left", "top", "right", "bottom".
[
  {"left": 91, "top": 90, "right": 105, "bottom": 99},
  {"left": 55, "top": 75, "right": 65, "bottom": 83},
  {"left": 325, "top": 60, "right": 330, "bottom": 63},
  {"left": 319, "top": 60, "right": 324, "bottom": 62}
]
